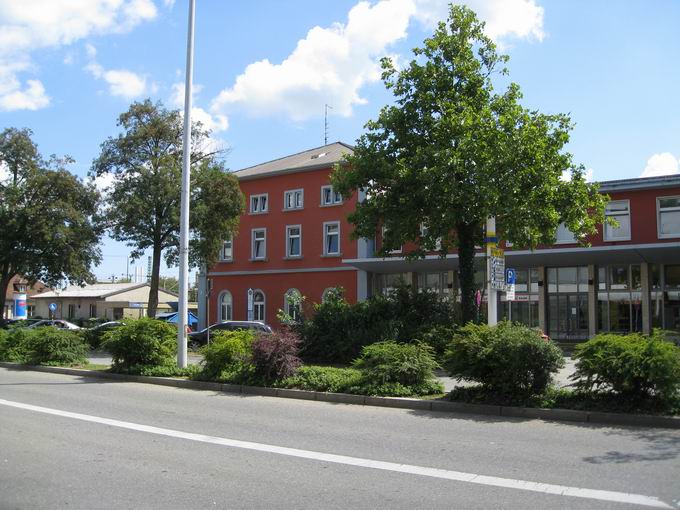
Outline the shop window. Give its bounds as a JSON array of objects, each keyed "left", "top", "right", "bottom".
[
  {"left": 658, "top": 196, "right": 680, "bottom": 238},
  {"left": 604, "top": 200, "right": 631, "bottom": 241}
]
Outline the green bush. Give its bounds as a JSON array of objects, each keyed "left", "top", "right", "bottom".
[
  {"left": 572, "top": 331, "right": 680, "bottom": 402},
  {"left": 444, "top": 322, "right": 564, "bottom": 399},
  {"left": 352, "top": 341, "right": 440, "bottom": 386},
  {"left": 136, "top": 363, "right": 201, "bottom": 378},
  {"left": 415, "top": 324, "right": 456, "bottom": 357},
  {"left": 278, "top": 366, "right": 362, "bottom": 393},
  {"left": 0, "top": 327, "right": 88, "bottom": 366},
  {"left": 198, "top": 329, "right": 255, "bottom": 382},
  {"left": 298, "top": 285, "right": 455, "bottom": 363},
  {"left": 101, "top": 317, "right": 176, "bottom": 371}
]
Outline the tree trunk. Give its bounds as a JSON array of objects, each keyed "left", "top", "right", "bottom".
[
  {"left": 0, "top": 266, "right": 12, "bottom": 322},
  {"left": 146, "top": 245, "right": 163, "bottom": 318},
  {"left": 457, "top": 222, "right": 477, "bottom": 325}
]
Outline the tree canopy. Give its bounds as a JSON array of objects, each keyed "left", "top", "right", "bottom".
[
  {"left": 0, "top": 128, "right": 102, "bottom": 317},
  {"left": 91, "top": 99, "right": 244, "bottom": 317},
  {"left": 332, "top": 5, "right": 607, "bottom": 323}
]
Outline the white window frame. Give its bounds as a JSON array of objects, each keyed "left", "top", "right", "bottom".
[
  {"left": 285, "top": 225, "right": 302, "bottom": 258},
  {"left": 220, "top": 236, "right": 233, "bottom": 261},
  {"left": 284, "top": 288, "right": 302, "bottom": 322},
  {"left": 323, "top": 221, "right": 341, "bottom": 256},
  {"left": 657, "top": 196, "right": 680, "bottom": 239},
  {"left": 218, "top": 290, "right": 233, "bottom": 322},
  {"left": 382, "top": 225, "right": 402, "bottom": 254},
  {"left": 249, "top": 193, "right": 268, "bottom": 214},
  {"left": 321, "top": 185, "right": 342, "bottom": 206},
  {"left": 604, "top": 199, "right": 631, "bottom": 242},
  {"left": 253, "top": 290, "right": 265, "bottom": 323},
  {"left": 554, "top": 222, "right": 576, "bottom": 245},
  {"left": 283, "top": 189, "right": 304, "bottom": 210},
  {"left": 251, "top": 228, "right": 267, "bottom": 260},
  {"left": 419, "top": 223, "right": 442, "bottom": 250}
]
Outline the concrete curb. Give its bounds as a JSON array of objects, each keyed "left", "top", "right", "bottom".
[{"left": 2, "top": 362, "right": 679, "bottom": 429}]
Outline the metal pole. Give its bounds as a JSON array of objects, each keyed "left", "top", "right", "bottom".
[
  {"left": 177, "top": 0, "right": 196, "bottom": 368},
  {"left": 486, "top": 216, "right": 498, "bottom": 326}
]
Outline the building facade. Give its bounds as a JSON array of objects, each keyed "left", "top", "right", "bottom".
[
  {"left": 2, "top": 276, "right": 50, "bottom": 320},
  {"left": 200, "top": 143, "right": 680, "bottom": 341}
]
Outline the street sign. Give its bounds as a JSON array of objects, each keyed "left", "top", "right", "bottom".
[
  {"left": 49, "top": 303, "right": 57, "bottom": 312},
  {"left": 490, "top": 248, "right": 505, "bottom": 291},
  {"left": 505, "top": 268, "right": 516, "bottom": 301},
  {"left": 129, "top": 302, "right": 143, "bottom": 308},
  {"left": 247, "top": 288, "right": 254, "bottom": 321}
]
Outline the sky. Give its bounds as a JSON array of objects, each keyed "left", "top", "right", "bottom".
[{"left": 1, "top": 0, "right": 679, "bottom": 282}]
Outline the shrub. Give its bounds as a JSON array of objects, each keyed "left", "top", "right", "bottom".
[
  {"left": 251, "top": 329, "right": 302, "bottom": 384},
  {"left": 278, "top": 366, "right": 362, "bottom": 393},
  {"left": 199, "top": 329, "right": 255, "bottom": 382},
  {"left": 137, "top": 363, "right": 201, "bottom": 378},
  {"left": 352, "top": 341, "right": 440, "bottom": 386},
  {"left": 444, "top": 322, "right": 564, "bottom": 399},
  {"left": 352, "top": 380, "right": 444, "bottom": 397},
  {"left": 572, "top": 331, "right": 680, "bottom": 402},
  {"left": 101, "top": 317, "right": 176, "bottom": 371},
  {"left": 0, "top": 327, "right": 88, "bottom": 366},
  {"left": 415, "top": 324, "right": 456, "bottom": 357},
  {"left": 298, "top": 285, "right": 455, "bottom": 363}
]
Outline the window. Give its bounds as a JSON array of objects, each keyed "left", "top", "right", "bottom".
[
  {"left": 253, "top": 290, "right": 265, "bottom": 322},
  {"left": 323, "top": 222, "right": 340, "bottom": 255},
  {"left": 382, "top": 226, "right": 402, "bottom": 254},
  {"left": 604, "top": 200, "right": 631, "bottom": 241},
  {"left": 321, "top": 287, "right": 340, "bottom": 303},
  {"left": 284, "top": 288, "right": 302, "bottom": 322},
  {"left": 420, "top": 223, "right": 442, "bottom": 250},
  {"left": 251, "top": 228, "right": 266, "bottom": 260},
  {"left": 658, "top": 196, "right": 680, "bottom": 238},
  {"left": 250, "top": 193, "right": 268, "bottom": 214},
  {"left": 321, "top": 185, "right": 342, "bottom": 206},
  {"left": 284, "top": 189, "right": 304, "bottom": 210},
  {"left": 555, "top": 223, "right": 576, "bottom": 244},
  {"left": 67, "top": 304, "right": 75, "bottom": 319},
  {"left": 89, "top": 304, "right": 97, "bottom": 318},
  {"left": 27, "top": 305, "right": 35, "bottom": 318},
  {"left": 220, "top": 237, "right": 233, "bottom": 261},
  {"left": 218, "top": 291, "right": 233, "bottom": 322},
  {"left": 286, "top": 225, "right": 301, "bottom": 258}
]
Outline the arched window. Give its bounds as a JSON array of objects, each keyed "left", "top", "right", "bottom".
[
  {"left": 253, "top": 290, "right": 265, "bottom": 322},
  {"left": 218, "top": 291, "right": 232, "bottom": 322},
  {"left": 322, "top": 287, "right": 342, "bottom": 303},
  {"left": 284, "top": 288, "right": 302, "bottom": 322}
]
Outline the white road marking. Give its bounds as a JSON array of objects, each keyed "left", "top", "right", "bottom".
[{"left": 0, "top": 398, "right": 671, "bottom": 508}]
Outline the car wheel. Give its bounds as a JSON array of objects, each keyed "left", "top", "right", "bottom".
[{"left": 189, "top": 340, "right": 201, "bottom": 351}]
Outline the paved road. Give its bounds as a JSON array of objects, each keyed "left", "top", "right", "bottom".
[{"left": 1, "top": 367, "right": 678, "bottom": 510}]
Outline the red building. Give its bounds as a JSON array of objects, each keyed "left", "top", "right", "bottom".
[{"left": 199, "top": 143, "right": 680, "bottom": 341}]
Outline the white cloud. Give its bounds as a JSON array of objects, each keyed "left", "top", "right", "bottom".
[
  {"left": 413, "top": 0, "right": 544, "bottom": 43},
  {"left": 85, "top": 45, "right": 148, "bottom": 99},
  {"left": 640, "top": 152, "right": 679, "bottom": 178},
  {"left": 170, "top": 82, "right": 228, "bottom": 133},
  {"left": 211, "top": 0, "right": 416, "bottom": 121},
  {"left": 210, "top": 0, "right": 545, "bottom": 122},
  {"left": 0, "top": 0, "right": 157, "bottom": 110}
]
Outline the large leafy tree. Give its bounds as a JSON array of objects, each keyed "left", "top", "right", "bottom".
[
  {"left": 0, "top": 128, "right": 102, "bottom": 316},
  {"left": 92, "top": 100, "right": 243, "bottom": 317},
  {"left": 332, "top": 5, "right": 607, "bottom": 324}
]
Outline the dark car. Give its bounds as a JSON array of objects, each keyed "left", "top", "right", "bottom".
[{"left": 188, "top": 321, "right": 273, "bottom": 349}]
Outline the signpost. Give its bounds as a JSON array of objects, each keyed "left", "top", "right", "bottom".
[
  {"left": 505, "top": 268, "right": 516, "bottom": 301},
  {"left": 49, "top": 302, "right": 57, "bottom": 320},
  {"left": 490, "top": 247, "right": 506, "bottom": 291},
  {"left": 247, "top": 288, "right": 254, "bottom": 321}
]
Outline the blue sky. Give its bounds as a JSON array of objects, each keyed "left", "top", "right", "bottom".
[{"left": 1, "top": 0, "right": 679, "bottom": 282}]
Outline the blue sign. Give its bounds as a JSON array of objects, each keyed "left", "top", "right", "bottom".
[
  {"left": 49, "top": 302, "right": 57, "bottom": 312},
  {"left": 506, "top": 268, "right": 516, "bottom": 285}
]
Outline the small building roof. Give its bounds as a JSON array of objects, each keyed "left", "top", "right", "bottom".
[
  {"left": 599, "top": 174, "right": 680, "bottom": 192},
  {"left": 33, "top": 282, "right": 148, "bottom": 299},
  {"left": 234, "top": 141, "right": 354, "bottom": 181}
]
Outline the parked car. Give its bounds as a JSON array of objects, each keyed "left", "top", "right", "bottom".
[
  {"left": 0, "top": 318, "right": 41, "bottom": 329},
  {"left": 188, "top": 321, "right": 273, "bottom": 349},
  {"left": 27, "top": 319, "right": 81, "bottom": 330}
]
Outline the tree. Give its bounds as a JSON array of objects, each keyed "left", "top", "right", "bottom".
[
  {"left": 332, "top": 5, "right": 607, "bottom": 324},
  {"left": 92, "top": 100, "right": 244, "bottom": 317},
  {"left": 0, "top": 128, "right": 102, "bottom": 316}
]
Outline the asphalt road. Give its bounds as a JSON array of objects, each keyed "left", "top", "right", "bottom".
[{"left": 1, "top": 367, "right": 678, "bottom": 510}]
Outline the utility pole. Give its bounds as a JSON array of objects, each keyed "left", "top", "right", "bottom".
[
  {"left": 177, "top": 0, "right": 196, "bottom": 368},
  {"left": 324, "top": 104, "right": 332, "bottom": 145},
  {"left": 486, "top": 216, "right": 498, "bottom": 326}
]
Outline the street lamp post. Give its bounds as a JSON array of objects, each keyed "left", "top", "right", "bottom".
[{"left": 177, "top": 0, "right": 196, "bottom": 368}]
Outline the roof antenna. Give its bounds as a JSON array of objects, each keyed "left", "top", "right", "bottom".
[{"left": 324, "top": 104, "right": 333, "bottom": 145}]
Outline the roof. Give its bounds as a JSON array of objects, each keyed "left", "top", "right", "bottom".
[
  {"left": 598, "top": 174, "right": 680, "bottom": 192},
  {"left": 234, "top": 141, "right": 354, "bottom": 181},
  {"left": 32, "top": 282, "right": 149, "bottom": 299}
]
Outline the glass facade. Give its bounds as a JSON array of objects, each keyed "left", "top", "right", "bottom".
[
  {"left": 501, "top": 268, "right": 539, "bottom": 328},
  {"left": 597, "top": 264, "right": 642, "bottom": 333},
  {"left": 547, "top": 266, "right": 589, "bottom": 340}
]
